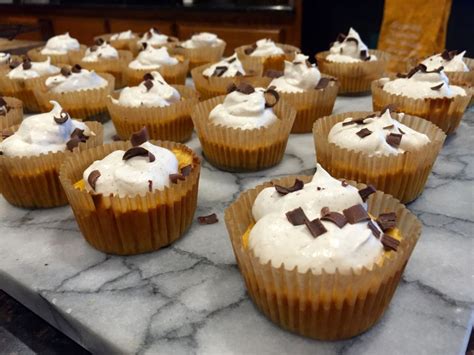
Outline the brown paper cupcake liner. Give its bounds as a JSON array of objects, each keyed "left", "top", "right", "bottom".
[
  {"left": 0, "top": 122, "right": 103, "bottom": 208},
  {"left": 32, "top": 72, "right": 115, "bottom": 122},
  {"left": 371, "top": 79, "right": 471, "bottom": 135},
  {"left": 315, "top": 50, "right": 390, "bottom": 94},
  {"left": 191, "top": 95, "right": 296, "bottom": 172},
  {"left": 171, "top": 41, "right": 226, "bottom": 71},
  {"left": 124, "top": 58, "right": 189, "bottom": 86},
  {"left": 74, "top": 50, "right": 133, "bottom": 89},
  {"left": 191, "top": 63, "right": 270, "bottom": 100},
  {"left": 313, "top": 111, "right": 446, "bottom": 203},
  {"left": 27, "top": 45, "right": 87, "bottom": 65},
  {"left": 235, "top": 43, "right": 300, "bottom": 73},
  {"left": 279, "top": 75, "right": 339, "bottom": 133},
  {"left": 224, "top": 176, "right": 422, "bottom": 340},
  {"left": 59, "top": 140, "right": 201, "bottom": 255},
  {"left": 0, "top": 97, "right": 23, "bottom": 130},
  {"left": 107, "top": 85, "right": 199, "bottom": 142}
]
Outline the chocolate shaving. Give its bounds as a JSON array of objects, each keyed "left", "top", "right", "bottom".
[
  {"left": 143, "top": 73, "right": 154, "bottom": 81},
  {"left": 70, "top": 128, "right": 88, "bottom": 142},
  {"left": 61, "top": 66, "right": 71, "bottom": 77},
  {"left": 141, "top": 42, "right": 148, "bottom": 50},
  {"left": 398, "top": 128, "right": 405, "bottom": 135},
  {"left": 315, "top": 77, "right": 334, "bottom": 90},
  {"left": 360, "top": 49, "right": 370, "bottom": 61},
  {"left": 343, "top": 204, "right": 370, "bottom": 224},
  {"left": 430, "top": 83, "right": 444, "bottom": 91},
  {"left": 341, "top": 180, "right": 348, "bottom": 187},
  {"left": 71, "top": 64, "right": 82, "bottom": 73},
  {"left": 264, "top": 69, "right": 284, "bottom": 79},
  {"left": 22, "top": 59, "right": 32, "bottom": 70},
  {"left": 181, "top": 164, "right": 192, "bottom": 176},
  {"left": 321, "top": 207, "right": 330, "bottom": 216},
  {"left": 130, "top": 127, "right": 149, "bottom": 147},
  {"left": 212, "top": 65, "right": 228, "bottom": 77},
  {"left": 336, "top": 33, "right": 346, "bottom": 43},
  {"left": 169, "top": 173, "right": 185, "bottom": 184},
  {"left": 226, "top": 83, "right": 237, "bottom": 93},
  {"left": 87, "top": 170, "right": 101, "bottom": 190},
  {"left": 227, "top": 56, "right": 236, "bottom": 63},
  {"left": 286, "top": 207, "right": 307, "bottom": 226},
  {"left": 367, "top": 220, "right": 381, "bottom": 238},
  {"left": 122, "top": 146, "right": 155, "bottom": 162},
  {"left": 235, "top": 83, "right": 255, "bottom": 95},
  {"left": 321, "top": 211, "right": 347, "bottom": 228},
  {"left": 53, "top": 109, "right": 70, "bottom": 124},
  {"left": 66, "top": 136, "right": 81, "bottom": 151},
  {"left": 95, "top": 38, "right": 105, "bottom": 46},
  {"left": 441, "top": 49, "right": 457, "bottom": 61},
  {"left": 381, "top": 234, "right": 400, "bottom": 251},
  {"left": 148, "top": 180, "right": 153, "bottom": 192},
  {"left": 244, "top": 43, "right": 257, "bottom": 55},
  {"left": 356, "top": 128, "right": 372, "bottom": 138},
  {"left": 264, "top": 88, "right": 279, "bottom": 108},
  {"left": 376, "top": 212, "right": 397, "bottom": 231},
  {"left": 358, "top": 185, "right": 376, "bottom": 202},
  {"left": 197, "top": 213, "right": 218, "bottom": 225},
  {"left": 144, "top": 80, "right": 154, "bottom": 91},
  {"left": 274, "top": 179, "right": 304, "bottom": 195},
  {"left": 383, "top": 124, "right": 394, "bottom": 130},
  {"left": 304, "top": 218, "right": 327, "bottom": 238},
  {"left": 386, "top": 133, "right": 402, "bottom": 148}
]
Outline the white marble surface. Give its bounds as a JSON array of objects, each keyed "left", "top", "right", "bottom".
[{"left": 0, "top": 96, "right": 473, "bottom": 355}]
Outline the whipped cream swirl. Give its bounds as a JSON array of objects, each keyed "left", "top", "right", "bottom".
[
  {"left": 250, "top": 164, "right": 384, "bottom": 273},
  {"left": 181, "top": 32, "right": 223, "bottom": 49},
  {"left": 137, "top": 28, "right": 170, "bottom": 48},
  {"left": 128, "top": 46, "right": 178, "bottom": 70},
  {"left": 82, "top": 41, "right": 118, "bottom": 62},
  {"left": 41, "top": 33, "right": 80, "bottom": 55},
  {"left": 45, "top": 66, "right": 108, "bottom": 93},
  {"left": 421, "top": 50, "right": 469, "bottom": 72},
  {"left": 7, "top": 57, "right": 60, "bottom": 80},
  {"left": 202, "top": 53, "right": 246, "bottom": 77},
  {"left": 110, "top": 30, "right": 135, "bottom": 41},
  {"left": 249, "top": 39, "right": 284, "bottom": 57},
  {"left": 327, "top": 28, "right": 377, "bottom": 63}
]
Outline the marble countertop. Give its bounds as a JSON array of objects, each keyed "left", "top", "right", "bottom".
[{"left": 0, "top": 95, "right": 472, "bottom": 355}]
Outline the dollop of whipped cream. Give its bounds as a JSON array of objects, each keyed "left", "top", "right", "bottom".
[
  {"left": 421, "top": 50, "right": 469, "bottom": 72},
  {"left": 269, "top": 53, "right": 321, "bottom": 93},
  {"left": 328, "top": 109, "right": 430, "bottom": 156},
  {"left": 82, "top": 40, "right": 118, "bottom": 62},
  {"left": 0, "top": 52, "right": 10, "bottom": 65},
  {"left": 249, "top": 164, "right": 384, "bottom": 273},
  {"left": 128, "top": 46, "right": 178, "bottom": 70},
  {"left": 209, "top": 87, "right": 278, "bottom": 130},
  {"left": 202, "top": 53, "right": 246, "bottom": 78},
  {"left": 181, "top": 32, "right": 223, "bottom": 48},
  {"left": 0, "top": 101, "right": 89, "bottom": 157},
  {"left": 137, "top": 28, "right": 170, "bottom": 48},
  {"left": 41, "top": 33, "right": 80, "bottom": 55},
  {"left": 114, "top": 71, "right": 180, "bottom": 108},
  {"left": 110, "top": 30, "right": 135, "bottom": 41},
  {"left": 7, "top": 57, "right": 60, "bottom": 80},
  {"left": 249, "top": 39, "right": 284, "bottom": 57},
  {"left": 83, "top": 141, "right": 179, "bottom": 197},
  {"left": 327, "top": 28, "right": 377, "bottom": 63},
  {"left": 382, "top": 64, "right": 466, "bottom": 99},
  {"left": 45, "top": 66, "right": 108, "bottom": 93}
]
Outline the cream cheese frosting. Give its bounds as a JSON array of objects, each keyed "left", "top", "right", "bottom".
[
  {"left": 137, "top": 28, "right": 170, "bottom": 48},
  {"left": 110, "top": 30, "right": 135, "bottom": 40},
  {"left": 41, "top": 33, "right": 80, "bottom": 55},
  {"left": 249, "top": 39, "right": 284, "bottom": 57},
  {"left": 421, "top": 50, "right": 469, "bottom": 72},
  {"left": 382, "top": 65, "right": 466, "bottom": 99},
  {"left": 0, "top": 101, "right": 89, "bottom": 157},
  {"left": 0, "top": 52, "right": 10, "bottom": 65},
  {"left": 209, "top": 86, "right": 278, "bottom": 129},
  {"left": 45, "top": 65, "right": 108, "bottom": 93},
  {"left": 83, "top": 141, "right": 179, "bottom": 197},
  {"left": 181, "top": 32, "right": 223, "bottom": 49},
  {"left": 202, "top": 53, "right": 246, "bottom": 77},
  {"left": 82, "top": 41, "right": 118, "bottom": 62},
  {"left": 327, "top": 28, "right": 377, "bottom": 63},
  {"left": 328, "top": 109, "right": 430, "bottom": 156},
  {"left": 128, "top": 46, "right": 178, "bottom": 70},
  {"left": 7, "top": 57, "right": 60, "bottom": 80},
  {"left": 268, "top": 53, "right": 321, "bottom": 93},
  {"left": 249, "top": 164, "right": 384, "bottom": 273},
  {"left": 113, "top": 71, "right": 180, "bottom": 108}
]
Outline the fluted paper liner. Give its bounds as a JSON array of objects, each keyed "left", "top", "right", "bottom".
[
  {"left": 191, "top": 95, "right": 296, "bottom": 172},
  {"left": 124, "top": 58, "right": 189, "bottom": 86},
  {"left": 235, "top": 43, "right": 300, "bottom": 73},
  {"left": 313, "top": 111, "right": 446, "bottom": 203},
  {"left": 32, "top": 72, "right": 115, "bottom": 122},
  {"left": 74, "top": 50, "right": 133, "bottom": 89},
  {"left": 171, "top": 41, "right": 226, "bottom": 71},
  {"left": 94, "top": 33, "right": 138, "bottom": 52},
  {"left": 0, "top": 122, "right": 103, "bottom": 208},
  {"left": 191, "top": 63, "right": 270, "bottom": 100},
  {"left": 371, "top": 79, "right": 471, "bottom": 135},
  {"left": 59, "top": 141, "right": 201, "bottom": 255},
  {"left": 0, "top": 97, "right": 23, "bottom": 129},
  {"left": 279, "top": 75, "right": 339, "bottom": 133},
  {"left": 107, "top": 85, "right": 199, "bottom": 142},
  {"left": 315, "top": 50, "right": 390, "bottom": 94},
  {"left": 445, "top": 57, "right": 474, "bottom": 107},
  {"left": 224, "top": 175, "right": 421, "bottom": 340},
  {"left": 27, "top": 45, "right": 87, "bottom": 65}
]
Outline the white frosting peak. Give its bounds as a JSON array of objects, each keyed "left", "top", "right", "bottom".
[
  {"left": 110, "top": 30, "right": 135, "bottom": 40},
  {"left": 137, "top": 28, "right": 169, "bottom": 47},
  {"left": 7, "top": 57, "right": 60, "bottom": 80},
  {"left": 41, "top": 33, "right": 80, "bottom": 55},
  {"left": 327, "top": 28, "right": 377, "bottom": 63},
  {"left": 250, "top": 39, "right": 284, "bottom": 57},
  {"left": 45, "top": 67, "right": 107, "bottom": 93},
  {"left": 128, "top": 46, "right": 178, "bottom": 70},
  {"left": 0, "top": 52, "right": 10, "bottom": 65},
  {"left": 181, "top": 32, "right": 223, "bottom": 48},
  {"left": 202, "top": 53, "right": 246, "bottom": 77},
  {"left": 0, "top": 101, "right": 89, "bottom": 157},
  {"left": 421, "top": 51, "right": 469, "bottom": 72},
  {"left": 82, "top": 41, "right": 118, "bottom": 62}
]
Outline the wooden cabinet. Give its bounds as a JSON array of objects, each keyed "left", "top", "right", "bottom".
[{"left": 51, "top": 17, "right": 106, "bottom": 45}]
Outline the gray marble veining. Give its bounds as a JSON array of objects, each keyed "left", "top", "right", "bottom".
[{"left": 0, "top": 96, "right": 472, "bottom": 355}]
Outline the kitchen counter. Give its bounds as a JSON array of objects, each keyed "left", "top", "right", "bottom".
[{"left": 0, "top": 95, "right": 472, "bottom": 354}]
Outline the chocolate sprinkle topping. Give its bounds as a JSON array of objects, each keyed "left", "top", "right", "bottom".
[
  {"left": 367, "top": 220, "right": 381, "bottom": 238},
  {"left": 315, "top": 77, "right": 334, "bottom": 90},
  {"left": 286, "top": 207, "right": 307, "bottom": 226},
  {"left": 264, "top": 69, "right": 284, "bottom": 79},
  {"left": 66, "top": 137, "right": 81, "bottom": 151},
  {"left": 61, "top": 67, "right": 71, "bottom": 77},
  {"left": 264, "top": 88, "right": 279, "bottom": 108},
  {"left": 321, "top": 211, "right": 347, "bottom": 228},
  {"left": 212, "top": 65, "right": 228, "bottom": 77},
  {"left": 358, "top": 185, "right": 376, "bottom": 202},
  {"left": 381, "top": 234, "right": 400, "bottom": 251},
  {"left": 22, "top": 59, "right": 32, "bottom": 70},
  {"left": 130, "top": 127, "right": 149, "bottom": 147},
  {"left": 87, "top": 170, "right": 101, "bottom": 190},
  {"left": 71, "top": 64, "right": 82, "bottom": 73},
  {"left": 341, "top": 180, "right": 348, "bottom": 187},
  {"left": 197, "top": 213, "right": 218, "bottom": 225},
  {"left": 274, "top": 179, "right": 304, "bottom": 195},
  {"left": 244, "top": 43, "right": 257, "bottom": 55},
  {"left": 343, "top": 204, "right": 370, "bottom": 224},
  {"left": 304, "top": 218, "right": 327, "bottom": 238},
  {"left": 376, "top": 212, "right": 397, "bottom": 231},
  {"left": 430, "top": 83, "right": 444, "bottom": 90},
  {"left": 227, "top": 56, "right": 237, "bottom": 63},
  {"left": 441, "top": 49, "right": 457, "bottom": 61},
  {"left": 398, "top": 127, "right": 405, "bottom": 135},
  {"left": 236, "top": 82, "right": 255, "bottom": 95},
  {"left": 143, "top": 73, "right": 154, "bottom": 81},
  {"left": 356, "top": 128, "right": 372, "bottom": 138},
  {"left": 386, "top": 133, "right": 402, "bottom": 148},
  {"left": 53, "top": 110, "right": 70, "bottom": 124},
  {"left": 122, "top": 146, "right": 155, "bottom": 162},
  {"left": 144, "top": 80, "right": 154, "bottom": 91},
  {"left": 169, "top": 173, "right": 185, "bottom": 184}
]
